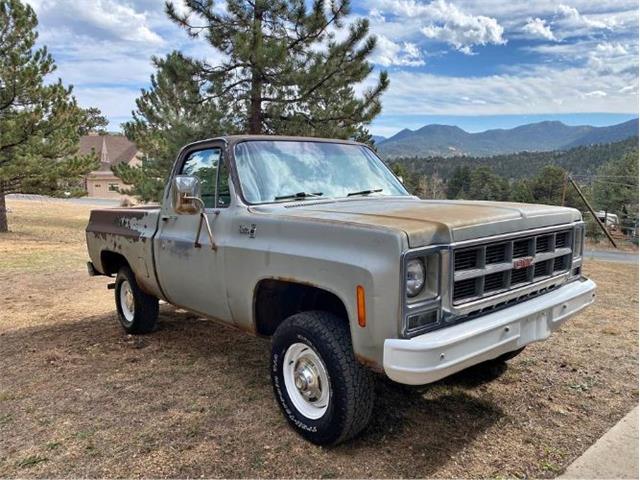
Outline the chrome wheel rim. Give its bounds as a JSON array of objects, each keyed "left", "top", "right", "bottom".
[
  {"left": 119, "top": 280, "right": 135, "bottom": 323},
  {"left": 283, "top": 342, "right": 330, "bottom": 420}
]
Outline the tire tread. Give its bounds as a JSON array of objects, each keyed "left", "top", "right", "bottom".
[{"left": 273, "top": 311, "right": 374, "bottom": 444}]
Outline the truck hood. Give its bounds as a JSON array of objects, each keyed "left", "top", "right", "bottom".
[{"left": 253, "top": 197, "right": 581, "bottom": 247}]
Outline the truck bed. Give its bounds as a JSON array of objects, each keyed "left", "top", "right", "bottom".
[{"left": 85, "top": 206, "right": 164, "bottom": 298}]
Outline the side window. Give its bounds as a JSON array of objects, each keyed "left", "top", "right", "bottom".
[
  {"left": 217, "top": 156, "right": 230, "bottom": 208},
  {"left": 181, "top": 148, "right": 221, "bottom": 208}
]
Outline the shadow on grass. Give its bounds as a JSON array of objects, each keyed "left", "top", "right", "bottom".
[{"left": 1, "top": 307, "right": 505, "bottom": 477}]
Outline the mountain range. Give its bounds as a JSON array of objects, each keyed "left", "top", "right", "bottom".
[{"left": 375, "top": 118, "right": 639, "bottom": 158}]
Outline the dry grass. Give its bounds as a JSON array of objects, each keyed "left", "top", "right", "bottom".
[
  {"left": 0, "top": 199, "right": 638, "bottom": 478},
  {"left": 0, "top": 200, "right": 95, "bottom": 274}
]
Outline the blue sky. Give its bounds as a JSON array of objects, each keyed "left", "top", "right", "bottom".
[{"left": 26, "top": 0, "right": 639, "bottom": 138}]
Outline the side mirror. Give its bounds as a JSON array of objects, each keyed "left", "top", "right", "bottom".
[{"left": 172, "top": 175, "right": 203, "bottom": 215}]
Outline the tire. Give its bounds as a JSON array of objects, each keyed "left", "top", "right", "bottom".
[
  {"left": 495, "top": 346, "right": 526, "bottom": 363},
  {"left": 270, "top": 311, "right": 375, "bottom": 445},
  {"left": 114, "top": 266, "right": 159, "bottom": 334}
]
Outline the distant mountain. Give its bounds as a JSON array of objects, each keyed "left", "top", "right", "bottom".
[
  {"left": 564, "top": 119, "right": 639, "bottom": 148},
  {"left": 377, "top": 118, "right": 639, "bottom": 157},
  {"left": 390, "top": 136, "right": 639, "bottom": 181},
  {"left": 371, "top": 135, "right": 387, "bottom": 144}
]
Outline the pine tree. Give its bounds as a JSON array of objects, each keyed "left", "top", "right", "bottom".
[
  {"left": 0, "top": 0, "right": 104, "bottom": 232},
  {"left": 592, "top": 153, "right": 638, "bottom": 222},
  {"left": 165, "top": 0, "right": 388, "bottom": 139},
  {"left": 509, "top": 179, "right": 534, "bottom": 203},
  {"left": 446, "top": 166, "right": 472, "bottom": 199},
  {"left": 113, "top": 52, "right": 236, "bottom": 202},
  {"left": 529, "top": 165, "right": 581, "bottom": 209},
  {"left": 468, "top": 166, "right": 509, "bottom": 201}
]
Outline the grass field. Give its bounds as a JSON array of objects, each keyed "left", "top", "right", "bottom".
[{"left": 0, "top": 199, "right": 638, "bottom": 478}]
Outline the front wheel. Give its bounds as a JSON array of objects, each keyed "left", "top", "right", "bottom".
[
  {"left": 271, "top": 311, "right": 375, "bottom": 445},
  {"left": 115, "top": 266, "right": 159, "bottom": 334}
]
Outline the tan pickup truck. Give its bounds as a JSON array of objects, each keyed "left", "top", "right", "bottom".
[{"left": 86, "top": 135, "right": 596, "bottom": 445}]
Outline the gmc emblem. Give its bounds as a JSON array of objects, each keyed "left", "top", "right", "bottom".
[{"left": 513, "top": 257, "right": 534, "bottom": 269}]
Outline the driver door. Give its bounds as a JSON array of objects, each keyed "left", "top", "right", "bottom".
[{"left": 154, "top": 142, "right": 232, "bottom": 322}]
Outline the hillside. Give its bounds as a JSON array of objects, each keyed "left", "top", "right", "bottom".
[
  {"left": 378, "top": 118, "right": 639, "bottom": 158},
  {"left": 390, "top": 137, "right": 639, "bottom": 180}
]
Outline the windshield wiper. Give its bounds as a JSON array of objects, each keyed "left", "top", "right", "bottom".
[
  {"left": 347, "top": 188, "right": 383, "bottom": 197},
  {"left": 274, "top": 192, "right": 323, "bottom": 201}
]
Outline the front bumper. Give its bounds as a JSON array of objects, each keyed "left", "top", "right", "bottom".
[{"left": 383, "top": 278, "right": 596, "bottom": 385}]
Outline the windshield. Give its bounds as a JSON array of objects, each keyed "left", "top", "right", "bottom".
[{"left": 234, "top": 140, "right": 409, "bottom": 204}]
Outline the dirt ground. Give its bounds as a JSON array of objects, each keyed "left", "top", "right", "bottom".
[{"left": 1, "top": 199, "right": 638, "bottom": 478}]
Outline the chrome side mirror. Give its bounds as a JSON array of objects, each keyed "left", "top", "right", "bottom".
[{"left": 172, "top": 175, "right": 203, "bottom": 215}]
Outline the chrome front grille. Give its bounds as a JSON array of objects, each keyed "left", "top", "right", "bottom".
[{"left": 452, "top": 228, "right": 573, "bottom": 305}]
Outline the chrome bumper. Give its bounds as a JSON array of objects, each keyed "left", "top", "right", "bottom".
[{"left": 383, "top": 278, "right": 596, "bottom": 385}]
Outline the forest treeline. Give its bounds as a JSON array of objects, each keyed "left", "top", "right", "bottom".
[
  {"left": 387, "top": 137, "right": 638, "bottom": 180},
  {"left": 389, "top": 138, "right": 639, "bottom": 241}
]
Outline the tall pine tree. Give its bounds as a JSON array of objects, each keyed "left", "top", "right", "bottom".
[
  {"left": 0, "top": 0, "right": 104, "bottom": 232},
  {"left": 165, "top": 0, "right": 388, "bottom": 139},
  {"left": 114, "top": 51, "right": 236, "bottom": 202}
]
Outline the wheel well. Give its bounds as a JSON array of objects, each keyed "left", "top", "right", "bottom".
[
  {"left": 100, "top": 250, "right": 129, "bottom": 276},
  {"left": 254, "top": 279, "right": 349, "bottom": 336}
]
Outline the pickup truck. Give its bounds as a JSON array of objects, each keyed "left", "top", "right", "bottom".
[{"left": 86, "top": 135, "right": 596, "bottom": 445}]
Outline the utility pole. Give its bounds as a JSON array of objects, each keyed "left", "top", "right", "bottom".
[{"left": 568, "top": 176, "right": 617, "bottom": 248}]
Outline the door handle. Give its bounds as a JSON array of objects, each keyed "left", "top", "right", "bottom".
[{"left": 161, "top": 215, "right": 178, "bottom": 221}]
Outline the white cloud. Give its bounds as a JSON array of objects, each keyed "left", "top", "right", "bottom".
[
  {"left": 373, "top": 36, "right": 425, "bottom": 67},
  {"left": 369, "top": 8, "right": 386, "bottom": 23},
  {"left": 30, "top": 0, "right": 164, "bottom": 44},
  {"left": 556, "top": 4, "right": 614, "bottom": 30},
  {"left": 372, "top": 0, "right": 505, "bottom": 54},
  {"left": 522, "top": 17, "right": 555, "bottom": 41},
  {"left": 595, "top": 42, "right": 628, "bottom": 55},
  {"left": 419, "top": 0, "right": 505, "bottom": 54},
  {"left": 362, "top": 64, "right": 638, "bottom": 117}
]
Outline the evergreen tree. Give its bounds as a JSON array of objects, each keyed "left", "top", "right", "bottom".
[
  {"left": 389, "top": 162, "right": 417, "bottom": 194},
  {"left": 592, "top": 152, "right": 638, "bottom": 221},
  {"left": 529, "top": 165, "right": 581, "bottom": 209},
  {"left": 165, "top": 0, "right": 388, "bottom": 139},
  {"left": 0, "top": 0, "right": 103, "bottom": 232},
  {"left": 446, "top": 165, "right": 471, "bottom": 199},
  {"left": 467, "top": 166, "right": 509, "bottom": 201},
  {"left": 509, "top": 179, "right": 534, "bottom": 203},
  {"left": 114, "top": 52, "right": 237, "bottom": 202}
]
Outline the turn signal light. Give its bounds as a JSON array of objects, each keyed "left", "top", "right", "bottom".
[{"left": 356, "top": 285, "right": 366, "bottom": 327}]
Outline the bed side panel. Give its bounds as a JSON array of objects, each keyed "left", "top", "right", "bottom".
[{"left": 85, "top": 207, "right": 163, "bottom": 299}]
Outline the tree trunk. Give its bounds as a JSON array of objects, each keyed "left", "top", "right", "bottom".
[
  {"left": 248, "top": 6, "right": 263, "bottom": 134},
  {"left": 249, "top": 70, "right": 262, "bottom": 134},
  {"left": 0, "top": 190, "right": 7, "bottom": 233}
]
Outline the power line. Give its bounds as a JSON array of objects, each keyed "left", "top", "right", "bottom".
[
  {"left": 591, "top": 179, "right": 637, "bottom": 188},
  {"left": 572, "top": 175, "right": 638, "bottom": 178}
]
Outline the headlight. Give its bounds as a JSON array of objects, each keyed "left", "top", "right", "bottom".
[{"left": 406, "top": 259, "right": 425, "bottom": 297}]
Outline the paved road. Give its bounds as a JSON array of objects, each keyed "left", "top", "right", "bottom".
[
  {"left": 7, "top": 193, "right": 121, "bottom": 207},
  {"left": 584, "top": 249, "right": 638, "bottom": 264}
]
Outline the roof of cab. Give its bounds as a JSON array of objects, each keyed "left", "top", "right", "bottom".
[{"left": 183, "top": 135, "right": 365, "bottom": 149}]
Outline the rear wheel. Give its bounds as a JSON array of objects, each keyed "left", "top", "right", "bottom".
[
  {"left": 270, "top": 311, "right": 375, "bottom": 445},
  {"left": 115, "top": 266, "right": 159, "bottom": 334}
]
